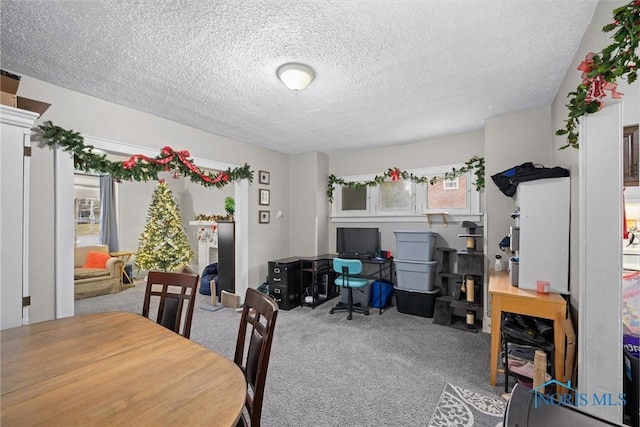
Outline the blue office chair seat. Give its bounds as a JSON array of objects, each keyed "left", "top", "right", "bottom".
[{"left": 330, "top": 258, "right": 370, "bottom": 320}]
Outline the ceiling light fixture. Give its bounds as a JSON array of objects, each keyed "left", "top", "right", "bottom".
[{"left": 276, "top": 63, "right": 315, "bottom": 92}]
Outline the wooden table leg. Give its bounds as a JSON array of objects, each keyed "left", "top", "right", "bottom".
[
  {"left": 553, "top": 314, "right": 566, "bottom": 394},
  {"left": 490, "top": 295, "right": 500, "bottom": 386}
]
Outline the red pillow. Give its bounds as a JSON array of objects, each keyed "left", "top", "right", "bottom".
[{"left": 82, "top": 251, "right": 111, "bottom": 269}]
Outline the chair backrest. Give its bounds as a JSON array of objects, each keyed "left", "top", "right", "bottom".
[
  {"left": 142, "top": 271, "right": 199, "bottom": 339},
  {"left": 333, "top": 258, "right": 363, "bottom": 276},
  {"left": 234, "top": 288, "right": 279, "bottom": 427}
]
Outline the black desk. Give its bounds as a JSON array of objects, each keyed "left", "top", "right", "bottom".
[
  {"left": 299, "top": 255, "right": 340, "bottom": 309},
  {"left": 268, "top": 254, "right": 395, "bottom": 313}
]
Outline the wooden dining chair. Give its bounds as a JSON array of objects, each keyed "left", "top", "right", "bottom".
[
  {"left": 234, "top": 288, "right": 279, "bottom": 427},
  {"left": 142, "top": 271, "right": 199, "bottom": 339}
]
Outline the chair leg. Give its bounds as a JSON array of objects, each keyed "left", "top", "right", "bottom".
[{"left": 329, "top": 287, "right": 369, "bottom": 319}]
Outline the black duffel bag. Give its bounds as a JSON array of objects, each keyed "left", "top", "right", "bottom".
[{"left": 491, "top": 162, "right": 569, "bottom": 197}]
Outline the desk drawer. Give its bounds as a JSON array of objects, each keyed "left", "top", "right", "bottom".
[
  {"left": 268, "top": 261, "right": 300, "bottom": 285},
  {"left": 270, "top": 283, "right": 300, "bottom": 310}
]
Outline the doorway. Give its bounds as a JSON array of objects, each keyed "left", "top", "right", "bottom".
[{"left": 55, "top": 133, "right": 249, "bottom": 315}]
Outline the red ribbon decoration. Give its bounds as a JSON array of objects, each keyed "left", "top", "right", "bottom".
[
  {"left": 123, "top": 146, "right": 229, "bottom": 185},
  {"left": 578, "top": 52, "right": 623, "bottom": 107},
  {"left": 390, "top": 168, "right": 401, "bottom": 181}
]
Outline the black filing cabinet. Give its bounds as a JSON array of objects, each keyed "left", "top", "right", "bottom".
[{"left": 268, "top": 257, "right": 301, "bottom": 310}]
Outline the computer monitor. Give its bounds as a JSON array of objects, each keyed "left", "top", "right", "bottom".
[{"left": 336, "top": 227, "right": 380, "bottom": 256}]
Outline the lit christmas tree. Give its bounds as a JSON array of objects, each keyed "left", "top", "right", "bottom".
[{"left": 135, "top": 180, "right": 193, "bottom": 272}]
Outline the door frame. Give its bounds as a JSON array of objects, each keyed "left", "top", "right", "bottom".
[
  {"left": 55, "top": 133, "right": 249, "bottom": 314},
  {"left": 578, "top": 103, "right": 623, "bottom": 422}
]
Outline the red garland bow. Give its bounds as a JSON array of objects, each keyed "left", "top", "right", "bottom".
[
  {"left": 123, "top": 146, "right": 230, "bottom": 185},
  {"left": 578, "top": 52, "right": 623, "bottom": 107},
  {"left": 390, "top": 168, "right": 401, "bottom": 181}
]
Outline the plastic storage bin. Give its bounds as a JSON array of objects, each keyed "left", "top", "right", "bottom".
[
  {"left": 339, "top": 280, "right": 373, "bottom": 308},
  {"left": 394, "top": 259, "right": 438, "bottom": 292},
  {"left": 395, "top": 287, "right": 440, "bottom": 318},
  {"left": 394, "top": 231, "right": 438, "bottom": 261}
]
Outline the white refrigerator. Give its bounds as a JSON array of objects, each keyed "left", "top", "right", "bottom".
[{"left": 515, "top": 177, "right": 570, "bottom": 294}]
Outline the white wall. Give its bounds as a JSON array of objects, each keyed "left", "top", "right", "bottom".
[
  {"left": 484, "top": 107, "right": 552, "bottom": 283},
  {"left": 116, "top": 171, "right": 235, "bottom": 275},
  {"left": 288, "top": 151, "right": 332, "bottom": 257},
  {"left": 17, "top": 76, "right": 292, "bottom": 315},
  {"left": 331, "top": 130, "right": 484, "bottom": 175},
  {"left": 289, "top": 152, "right": 318, "bottom": 257}
]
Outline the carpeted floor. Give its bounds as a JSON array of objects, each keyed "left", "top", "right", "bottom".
[{"left": 76, "top": 282, "right": 505, "bottom": 426}]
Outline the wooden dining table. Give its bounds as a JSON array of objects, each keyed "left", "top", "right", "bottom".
[{"left": 1, "top": 312, "right": 246, "bottom": 427}]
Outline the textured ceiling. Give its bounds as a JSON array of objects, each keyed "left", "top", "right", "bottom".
[{"left": 0, "top": 0, "right": 598, "bottom": 155}]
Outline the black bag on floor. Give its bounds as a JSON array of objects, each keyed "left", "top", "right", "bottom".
[
  {"left": 199, "top": 262, "right": 218, "bottom": 295},
  {"left": 491, "top": 162, "right": 569, "bottom": 197}
]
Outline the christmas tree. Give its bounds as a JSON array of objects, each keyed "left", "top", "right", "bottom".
[{"left": 135, "top": 180, "right": 193, "bottom": 272}]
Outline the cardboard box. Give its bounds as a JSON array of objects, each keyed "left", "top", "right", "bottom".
[
  {"left": 1, "top": 70, "right": 20, "bottom": 108},
  {"left": 1, "top": 70, "right": 20, "bottom": 94},
  {"left": 1, "top": 91, "right": 17, "bottom": 108},
  {"left": 17, "top": 97, "right": 50, "bottom": 115},
  {"left": 0, "top": 69, "right": 51, "bottom": 115}
]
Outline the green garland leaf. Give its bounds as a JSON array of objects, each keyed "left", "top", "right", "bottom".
[
  {"left": 35, "top": 121, "right": 253, "bottom": 187},
  {"left": 557, "top": 0, "right": 639, "bottom": 149},
  {"left": 326, "top": 156, "right": 484, "bottom": 203}
]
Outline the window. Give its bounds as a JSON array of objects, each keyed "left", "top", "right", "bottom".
[
  {"left": 379, "top": 180, "right": 412, "bottom": 211},
  {"left": 331, "top": 164, "right": 481, "bottom": 222},
  {"left": 427, "top": 175, "right": 467, "bottom": 210},
  {"left": 74, "top": 174, "right": 101, "bottom": 246},
  {"left": 442, "top": 177, "right": 459, "bottom": 190},
  {"left": 341, "top": 186, "right": 367, "bottom": 211}
]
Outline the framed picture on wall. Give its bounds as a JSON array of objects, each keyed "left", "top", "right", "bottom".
[
  {"left": 259, "top": 170, "right": 270, "bottom": 185},
  {"left": 259, "top": 189, "right": 270, "bottom": 206},
  {"left": 259, "top": 210, "right": 270, "bottom": 224}
]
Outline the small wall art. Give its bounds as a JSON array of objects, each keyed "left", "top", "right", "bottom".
[
  {"left": 259, "top": 170, "right": 270, "bottom": 185},
  {"left": 259, "top": 189, "right": 270, "bottom": 206},
  {"left": 259, "top": 210, "right": 270, "bottom": 224}
]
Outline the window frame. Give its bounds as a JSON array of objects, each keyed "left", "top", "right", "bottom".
[{"left": 330, "top": 164, "right": 482, "bottom": 223}]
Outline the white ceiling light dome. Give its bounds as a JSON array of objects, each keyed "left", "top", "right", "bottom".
[{"left": 277, "top": 63, "right": 315, "bottom": 92}]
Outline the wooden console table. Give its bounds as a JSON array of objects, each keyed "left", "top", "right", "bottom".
[{"left": 489, "top": 269, "right": 570, "bottom": 392}]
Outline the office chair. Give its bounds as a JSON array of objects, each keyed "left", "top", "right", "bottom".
[
  {"left": 234, "top": 288, "right": 279, "bottom": 427},
  {"left": 329, "top": 258, "right": 370, "bottom": 320},
  {"left": 142, "top": 271, "right": 199, "bottom": 339}
]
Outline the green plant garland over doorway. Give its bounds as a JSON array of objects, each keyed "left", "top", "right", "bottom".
[{"left": 36, "top": 121, "right": 253, "bottom": 187}]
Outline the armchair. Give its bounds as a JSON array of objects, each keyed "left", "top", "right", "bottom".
[{"left": 74, "top": 245, "right": 123, "bottom": 300}]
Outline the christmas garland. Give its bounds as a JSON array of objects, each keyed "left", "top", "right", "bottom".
[
  {"left": 326, "top": 156, "right": 484, "bottom": 202},
  {"left": 36, "top": 121, "right": 253, "bottom": 187},
  {"left": 557, "top": 0, "right": 639, "bottom": 149}
]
